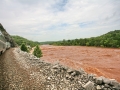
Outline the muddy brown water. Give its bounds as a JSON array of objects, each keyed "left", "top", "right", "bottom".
[{"left": 40, "top": 45, "right": 120, "bottom": 82}]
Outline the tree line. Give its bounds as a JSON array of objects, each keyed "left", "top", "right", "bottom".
[{"left": 51, "top": 30, "right": 120, "bottom": 48}]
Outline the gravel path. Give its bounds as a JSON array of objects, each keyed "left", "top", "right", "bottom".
[{"left": 0, "top": 48, "right": 44, "bottom": 90}]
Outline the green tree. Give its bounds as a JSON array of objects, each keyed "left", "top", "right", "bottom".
[
  {"left": 86, "top": 42, "right": 89, "bottom": 46},
  {"left": 20, "top": 43, "right": 28, "bottom": 52},
  {"left": 33, "top": 45, "right": 42, "bottom": 58}
]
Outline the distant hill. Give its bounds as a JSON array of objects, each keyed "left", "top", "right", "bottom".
[
  {"left": 51, "top": 30, "right": 120, "bottom": 48},
  {"left": 40, "top": 41, "right": 55, "bottom": 45},
  {"left": 11, "top": 35, "right": 40, "bottom": 47}
]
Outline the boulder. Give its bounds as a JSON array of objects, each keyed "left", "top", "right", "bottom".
[
  {"left": 109, "top": 79, "right": 120, "bottom": 90},
  {"left": 104, "top": 84, "right": 110, "bottom": 88},
  {"left": 96, "top": 85, "right": 102, "bottom": 90},
  {"left": 109, "top": 79, "right": 119, "bottom": 86},
  {"left": 52, "top": 64, "right": 61, "bottom": 69},
  {"left": 96, "top": 77, "right": 103, "bottom": 85},
  {"left": 67, "top": 69, "right": 80, "bottom": 77},
  {"left": 88, "top": 74, "right": 95, "bottom": 81},
  {"left": 79, "top": 68, "right": 86, "bottom": 75},
  {"left": 83, "top": 81, "right": 96, "bottom": 90},
  {"left": 103, "top": 77, "right": 111, "bottom": 84}
]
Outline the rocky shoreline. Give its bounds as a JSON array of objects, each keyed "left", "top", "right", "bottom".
[{"left": 14, "top": 48, "right": 120, "bottom": 90}]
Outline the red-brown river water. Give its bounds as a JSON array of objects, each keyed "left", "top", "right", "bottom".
[{"left": 40, "top": 45, "right": 120, "bottom": 82}]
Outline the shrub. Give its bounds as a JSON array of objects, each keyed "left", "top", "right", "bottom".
[
  {"left": 20, "top": 43, "right": 28, "bottom": 52},
  {"left": 33, "top": 45, "right": 42, "bottom": 58}
]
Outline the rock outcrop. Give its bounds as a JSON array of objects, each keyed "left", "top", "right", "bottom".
[
  {"left": 0, "top": 23, "right": 17, "bottom": 47},
  {"left": 13, "top": 48, "right": 120, "bottom": 90}
]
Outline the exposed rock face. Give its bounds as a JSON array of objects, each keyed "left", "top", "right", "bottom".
[
  {"left": 13, "top": 48, "right": 120, "bottom": 90},
  {"left": 0, "top": 23, "right": 17, "bottom": 47}
]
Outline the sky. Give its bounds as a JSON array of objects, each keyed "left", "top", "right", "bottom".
[{"left": 0, "top": 0, "right": 120, "bottom": 42}]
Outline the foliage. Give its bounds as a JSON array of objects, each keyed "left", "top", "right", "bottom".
[
  {"left": 40, "top": 41, "right": 55, "bottom": 45},
  {"left": 20, "top": 43, "right": 28, "bottom": 52},
  {"left": 12, "top": 35, "right": 40, "bottom": 47},
  {"left": 33, "top": 45, "right": 42, "bottom": 58},
  {"left": 51, "top": 30, "right": 120, "bottom": 48}
]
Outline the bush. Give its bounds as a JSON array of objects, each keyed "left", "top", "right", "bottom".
[
  {"left": 33, "top": 45, "right": 42, "bottom": 58},
  {"left": 20, "top": 43, "right": 28, "bottom": 52}
]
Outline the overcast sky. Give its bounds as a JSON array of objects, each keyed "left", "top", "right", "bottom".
[{"left": 0, "top": 0, "right": 120, "bottom": 42}]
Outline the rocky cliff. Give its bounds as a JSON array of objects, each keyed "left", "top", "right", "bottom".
[{"left": 0, "top": 23, "right": 17, "bottom": 47}]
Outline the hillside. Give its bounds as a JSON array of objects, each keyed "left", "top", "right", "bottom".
[
  {"left": 51, "top": 30, "right": 120, "bottom": 48},
  {"left": 12, "top": 35, "right": 40, "bottom": 47}
]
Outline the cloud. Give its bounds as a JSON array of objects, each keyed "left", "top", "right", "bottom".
[
  {"left": 0, "top": 0, "right": 120, "bottom": 42},
  {"left": 51, "top": 0, "right": 68, "bottom": 12}
]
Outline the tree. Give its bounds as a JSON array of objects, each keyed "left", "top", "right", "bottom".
[
  {"left": 20, "top": 43, "right": 28, "bottom": 52},
  {"left": 33, "top": 45, "right": 42, "bottom": 58},
  {"left": 86, "top": 42, "right": 89, "bottom": 46}
]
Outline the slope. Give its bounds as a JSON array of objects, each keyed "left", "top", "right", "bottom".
[
  {"left": 12, "top": 35, "right": 40, "bottom": 47},
  {"left": 52, "top": 30, "right": 120, "bottom": 48}
]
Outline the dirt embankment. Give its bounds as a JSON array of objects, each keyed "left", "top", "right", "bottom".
[{"left": 40, "top": 45, "right": 120, "bottom": 82}]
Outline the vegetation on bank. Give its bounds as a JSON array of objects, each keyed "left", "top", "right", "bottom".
[
  {"left": 33, "top": 45, "right": 42, "bottom": 58},
  {"left": 20, "top": 43, "right": 42, "bottom": 58},
  {"left": 20, "top": 43, "right": 28, "bottom": 52},
  {"left": 12, "top": 35, "right": 40, "bottom": 47},
  {"left": 12, "top": 36, "right": 43, "bottom": 57},
  {"left": 51, "top": 30, "right": 120, "bottom": 48}
]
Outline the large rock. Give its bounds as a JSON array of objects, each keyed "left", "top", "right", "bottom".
[
  {"left": 96, "top": 77, "right": 103, "bottom": 85},
  {"left": 96, "top": 85, "right": 102, "bottom": 90},
  {"left": 102, "top": 77, "right": 111, "bottom": 84},
  {"left": 109, "top": 79, "right": 119, "bottom": 86},
  {"left": 109, "top": 79, "right": 120, "bottom": 90},
  {"left": 67, "top": 69, "right": 80, "bottom": 77},
  {"left": 79, "top": 68, "right": 86, "bottom": 75},
  {"left": 83, "top": 81, "right": 96, "bottom": 90},
  {"left": 0, "top": 23, "right": 17, "bottom": 47}
]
